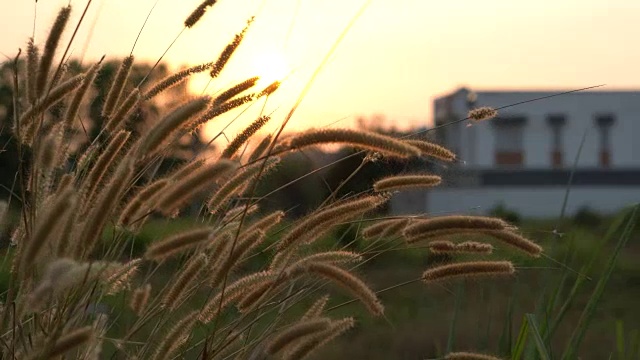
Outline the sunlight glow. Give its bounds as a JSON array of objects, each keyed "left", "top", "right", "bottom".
[{"left": 251, "top": 50, "right": 291, "bottom": 90}]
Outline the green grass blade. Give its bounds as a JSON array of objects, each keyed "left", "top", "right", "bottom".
[
  {"left": 499, "top": 296, "right": 514, "bottom": 356},
  {"left": 547, "top": 205, "right": 637, "bottom": 341},
  {"left": 446, "top": 282, "right": 464, "bottom": 354},
  {"left": 512, "top": 316, "right": 529, "bottom": 360},
  {"left": 561, "top": 205, "right": 639, "bottom": 360},
  {"left": 628, "top": 329, "right": 639, "bottom": 360},
  {"left": 616, "top": 320, "right": 625, "bottom": 360},
  {"left": 526, "top": 314, "right": 551, "bottom": 360}
]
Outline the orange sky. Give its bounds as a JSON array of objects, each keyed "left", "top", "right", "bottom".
[{"left": 2, "top": 0, "right": 640, "bottom": 138}]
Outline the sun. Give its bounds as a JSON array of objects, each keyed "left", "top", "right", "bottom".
[{"left": 251, "top": 50, "right": 291, "bottom": 89}]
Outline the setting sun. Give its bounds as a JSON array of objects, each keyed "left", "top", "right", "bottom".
[{"left": 251, "top": 50, "right": 291, "bottom": 89}]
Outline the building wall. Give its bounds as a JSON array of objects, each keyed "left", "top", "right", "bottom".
[
  {"left": 435, "top": 89, "right": 640, "bottom": 169},
  {"left": 427, "top": 186, "right": 640, "bottom": 218}
]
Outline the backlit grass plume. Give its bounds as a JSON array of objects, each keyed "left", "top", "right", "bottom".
[
  {"left": 279, "top": 128, "right": 422, "bottom": 158},
  {"left": 468, "top": 106, "right": 498, "bottom": 122},
  {"left": 36, "top": 5, "right": 71, "bottom": 98},
  {"left": 373, "top": 174, "right": 442, "bottom": 192},
  {"left": 422, "top": 261, "right": 515, "bottom": 283}
]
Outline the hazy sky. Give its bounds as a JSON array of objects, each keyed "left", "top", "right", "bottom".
[{"left": 2, "top": 0, "right": 640, "bottom": 136}]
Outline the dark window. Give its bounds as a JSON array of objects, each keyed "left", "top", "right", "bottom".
[
  {"left": 595, "top": 114, "right": 615, "bottom": 168},
  {"left": 493, "top": 116, "right": 526, "bottom": 167},
  {"left": 547, "top": 114, "right": 566, "bottom": 168}
]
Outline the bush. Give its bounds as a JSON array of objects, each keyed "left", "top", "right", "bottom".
[
  {"left": 573, "top": 206, "right": 604, "bottom": 228},
  {"left": 490, "top": 202, "right": 521, "bottom": 225}
]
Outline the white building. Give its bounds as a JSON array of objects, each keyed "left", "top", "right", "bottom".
[{"left": 395, "top": 87, "right": 640, "bottom": 218}]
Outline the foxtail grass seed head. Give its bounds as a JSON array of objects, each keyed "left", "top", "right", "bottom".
[
  {"left": 207, "top": 157, "right": 279, "bottom": 214},
  {"left": 130, "top": 284, "right": 152, "bottom": 315},
  {"left": 258, "top": 80, "right": 281, "bottom": 97},
  {"left": 22, "top": 188, "right": 74, "bottom": 270},
  {"left": 404, "top": 139, "right": 456, "bottom": 161},
  {"left": 445, "top": 351, "right": 504, "bottom": 360},
  {"left": 455, "top": 241, "right": 494, "bottom": 254},
  {"left": 266, "top": 318, "right": 332, "bottom": 355},
  {"left": 210, "top": 18, "right": 252, "bottom": 78},
  {"left": 145, "top": 227, "right": 214, "bottom": 261},
  {"left": 150, "top": 311, "right": 198, "bottom": 360},
  {"left": 248, "top": 134, "right": 273, "bottom": 162},
  {"left": 284, "top": 317, "right": 356, "bottom": 360},
  {"left": 118, "top": 179, "right": 170, "bottom": 228},
  {"left": 185, "top": 0, "right": 217, "bottom": 28},
  {"left": 362, "top": 218, "right": 409, "bottom": 239},
  {"left": 214, "top": 76, "right": 259, "bottom": 106},
  {"left": 26, "top": 38, "right": 40, "bottom": 104},
  {"left": 36, "top": 5, "right": 71, "bottom": 98},
  {"left": 302, "top": 295, "right": 331, "bottom": 320},
  {"left": 63, "top": 59, "right": 103, "bottom": 132},
  {"left": 155, "top": 160, "right": 237, "bottom": 216},
  {"left": 83, "top": 130, "right": 131, "bottom": 201},
  {"left": 422, "top": 261, "right": 515, "bottom": 283},
  {"left": 102, "top": 55, "right": 134, "bottom": 118},
  {"left": 143, "top": 62, "right": 212, "bottom": 100},
  {"left": 199, "top": 271, "right": 275, "bottom": 323},
  {"left": 373, "top": 174, "right": 442, "bottom": 192},
  {"left": 468, "top": 106, "right": 498, "bottom": 122},
  {"left": 221, "top": 204, "right": 259, "bottom": 223},
  {"left": 75, "top": 160, "right": 134, "bottom": 258},
  {"left": 104, "top": 88, "right": 141, "bottom": 132},
  {"left": 278, "top": 194, "right": 388, "bottom": 251},
  {"left": 20, "top": 73, "right": 85, "bottom": 126},
  {"left": 283, "top": 128, "right": 422, "bottom": 158},
  {"left": 190, "top": 94, "right": 255, "bottom": 131},
  {"left": 137, "top": 96, "right": 210, "bottom": 159},
  {"left": 481, "top": 229, "right": 543, "bottom": 257},
  {"left": 427, "top": 240, "right": 456, "bottom": 254},
  {"left": 162, "top": 253, "right": 208, "bottom": 309},
  {"left": 46, "top": 326, "right": 93, "bottom": 358},
  {"left": 221, "top": 115, "right": 271, "bottom": 159},
  {"left": 404, "top": 215, "right": 508, "bottom": 240},
  {"left": 304, "top": 262, "right": 384, "bottom": 316}
]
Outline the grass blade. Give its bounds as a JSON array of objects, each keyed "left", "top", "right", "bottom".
[
  {"left": 616, "top": 320, "right": 625, "bottom": 360},
  {"left": 512, "top": 315, "right": 529, "bottom": 360},
  {"left": 446, "top": 282, "right": 464, "bottom": 354},
  {"left": 547, "top": 205, "right": 637, "bottom": 341},
  {"left": 561, "top": 205, "right": 639, "bottom": 360},
  {"left": 526, "top": 314, "right": 551, "bottom": 360}
]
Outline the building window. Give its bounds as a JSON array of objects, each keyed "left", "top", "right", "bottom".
[
  {"left": 547, "top": 114, "right": 566, "bottom": 168},
  {"left": 595, "top": 114, "right": 615, "bottom": 168},
  {"left": 493, "top": 116, "right": 526, "bottom": 167}
]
